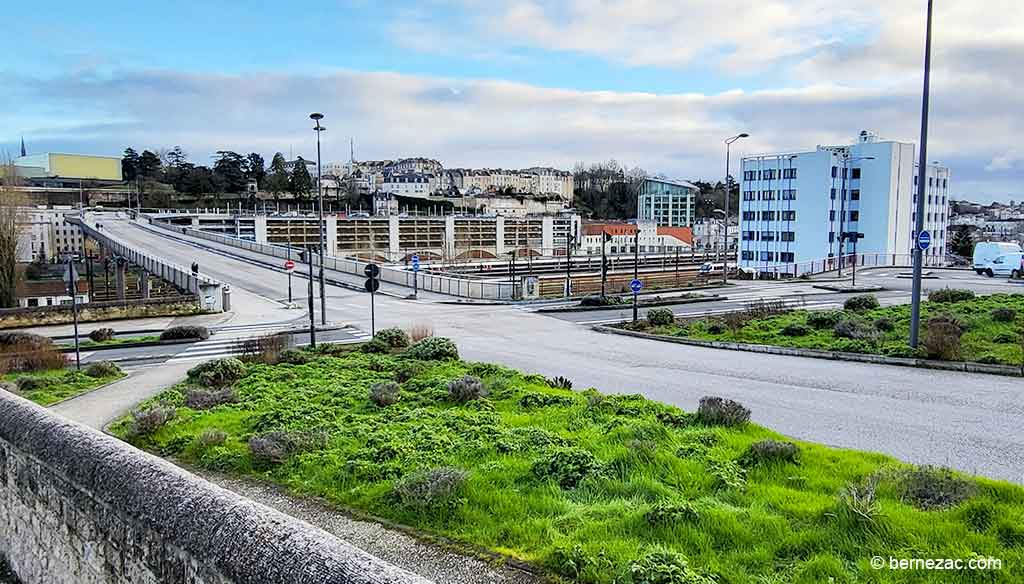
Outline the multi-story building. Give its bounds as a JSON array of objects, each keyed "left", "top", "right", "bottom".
[
  {"left": 738, "top": 130, "right": 951, "bottom": 275},
  {"left": 580, "top": 221, "right": 693, "bottom": 255},
  {"left": 16, "top": 206, "right": 84, "bottom": 262},
  {"left": 636, "top": 178, "right": 699, "bottom": 227},
  {"left": 381, "top": 173, "right": 433, "bottom": 197}
]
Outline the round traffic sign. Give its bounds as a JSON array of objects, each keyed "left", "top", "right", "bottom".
[
  {"left": 917, "top": 230, "right": 932, "bottom": 251},
  {"left": 630, "top": 278, "right": 643, "bottom": 293},
  {"left": 284, "top": 260, "right": 295, "bottom": 271},
  {"left": 364, "top": 263, "right": 380, "bottom": 278},
  {"left": 364, "top": 278, "right": 381, "bottom": 293}
]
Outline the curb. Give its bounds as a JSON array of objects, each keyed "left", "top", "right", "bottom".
[
  {"left": 58, "top": 338, "right": 195, "bottom": 353},
  {"left": 811, "top": 285, "right": 885, "bottom": 293},
  {"left": 592, "top": 325, "right": 1024, "bottom": 378},
  {"left": 537, "top": 295, "right": 724, "bottom": 313}
]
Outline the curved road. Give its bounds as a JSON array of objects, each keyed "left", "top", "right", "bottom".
[{"left": 94, "top": 217, "right": 1024, "bottom": 483}]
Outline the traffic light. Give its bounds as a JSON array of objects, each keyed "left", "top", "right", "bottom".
[{"left": 364, "top": 263, "right": 381, "bottom": 293}]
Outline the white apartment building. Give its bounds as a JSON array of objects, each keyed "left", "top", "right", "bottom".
[
  {"left": 381, "top": 173, "right": 433, "bottom": 197},
  {"left": 738, "top": 130, "right": 950, "bottom": 275},
  {"left": 636, "top": 177, "right": 699, "bottom": 227},
  {"left": 580, "top": 221, "right": 693, "bottom": 255},
  {"left": 16, "top": 207, "right": 84, "bottom": 262}
]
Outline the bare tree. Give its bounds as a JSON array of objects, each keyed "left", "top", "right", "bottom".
[{"left": 0, "top": 155, "right": 25, "bottom": 307}]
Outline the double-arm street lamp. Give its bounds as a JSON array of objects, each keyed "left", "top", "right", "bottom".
[
  {"left": 310, "top": 113, "right": 327, "bottom": 326},
  {"left": 723, "top": 133, "right": 750, "bottom": 284},
  {"left": 836, "top": 153, "right": 874, "bottom": 277}
]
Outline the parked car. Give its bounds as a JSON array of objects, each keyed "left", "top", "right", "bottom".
[
  {"left": 973, "top": 242, "right": 1021, "bottom": 275},
  {"left": 984, "top": 252, "right": 1024, "bottom": 278}
]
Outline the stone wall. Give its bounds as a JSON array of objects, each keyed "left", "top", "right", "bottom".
[
  {"left": 0, "top": 392, "right": 431, "bottom": 584},
  {"left": 0, "top": 297, "right": 202, "bottom": 329}
]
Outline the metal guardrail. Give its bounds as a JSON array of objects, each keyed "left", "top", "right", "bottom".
[
  {"left": 145, "top": 217, "right": 516, "bottom": 300},
  {"left": 70, "top": 214, "right": 226, "bottom": 311},
  {"left": 746, "top": 252, "right": 948, "bottom": 278}
]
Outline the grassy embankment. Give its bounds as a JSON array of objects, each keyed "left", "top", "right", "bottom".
[
  {"left": 626, "top": 292, "right": 1024, "bottom": 366},
  {"left": 113, "top": 334, "right": 1024, "bottom": 584},
  {"left": 2, "top": 365, "right": 124, "bottom": 405}
]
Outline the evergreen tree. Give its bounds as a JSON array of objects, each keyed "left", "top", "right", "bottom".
[
  {"left": 288, "top": 157, "right": 313, "bottom": 198},
  {"left": 244, "top": 152, "right": 266, "bottom": 188},
  {"left": 213, "top": 151, "right": 247, "bottom": 193},
  {"left": 121, "top": 148, "right": 140, "bottom": 182},
  {"left": 949, "top": 225, "right": 974, "bottom": 258},
  {"left": 266, "top": 153, "right": 289, "bottom": 199},
  {"left": 137, "top": 150, "right": 162, "bottom": 179}
]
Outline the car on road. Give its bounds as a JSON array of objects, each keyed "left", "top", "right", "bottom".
[
  {"left": 985, "top": 252, "right": 1024, "bottom": 278},
  {"left": 973, "top": 241, "right": 1021, "bottom": 275}
]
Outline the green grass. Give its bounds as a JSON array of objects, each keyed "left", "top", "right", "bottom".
[
  {"left": 2, "top": 368, "right": 125, "bottom": 405},
  {"left": 64, "top": 335, "right": 160, "bottom": 349},
  {"left": 113, "top": 345, "right": 1024, "bottom": 583},
  {"left": 637, "top": 293, "right": 1024, "bottom": 366}
]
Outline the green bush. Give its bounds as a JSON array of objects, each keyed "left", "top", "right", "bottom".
[
  {"left": 900, "top": 466, "right": 976, "bottom": 510},
  {"left": 393, "top": 362, "right": 425, "bottom": 383},
  {"left": 628, "top": 548, "right": 713, "bottom": 584},
  {"left": 977, "top": 354, "right": 1002, "bottom": 365},
  {"left": 369, "top": 381, "right": 401, "bottom": 407},
  {"left": 128, "top": 406, "right": 176, "bottom": 437},
  {"left": 928, "top": 288, "right": 975, "bottom": 303},
  {"left": 15, "top": 376, "right": 57, "bottom": 393},
  {"left": 807, "top": 311, "right": 843, "bottom": 330},
  {"left": 881, "top": 343, "right": 918, "bottom": 359},
  {"left": 519, "top": 392, "right": 575, "bottom": 409},
  {"left": 448, "top": 374, "right": 486, "bottom": 403},
  {"left": 581, "top": 295, "right": 623, "bottom": 307},
  {"left": 0, "top": 332, "right": 52, "bottom": 349},
  {"left": 160, "top": 325, "right": 210, "bottom": 341},
  {"left": 705, "top": 319, "right": 725, "bottom": 335},
  {"left": 198, "top": 428, "right": 227, "bottom": 447},
  {"left": 88, "top": 328, "right": 116, "bottom": 342},
  {"left": 360, "top": 338, "right": 391, "bottom": 354},
  {"left": 187, "top": 357, "right": 246, "bottom": 387},
  {"left": 991, "top": 307, "right": 1017, "bottom": 323},
  {"left": 184, "top": 387, "right": 238, "bottom": 410},
  {"left": 278, "top": 348, "right": 312, "bottom": 364},
  {"left": 647, "top": 308, "right": 675, "bottom": 327},
  {"left": 993, "top": 331, "right": 1019, "bottom": 344},
  {"left": 873, "top": 317, "right": 896, "bottom": 332},
  {"left": 697, "top": 396, "right": 750, "bottom": 427},
  {"left": 645, "top": 501, "right": 700, "bottom": 525},
  {"left": 375, "top": 327, "right": 410, "bottom": 348},
  {"left": 843, "top": 295, "right": 879, "bottom": 312},
  {"left": 780, "top": 323, "right": 810, "bottom": 337},
  {"left": 533, "top": 447, "right": 603, "bottom": 488},
  {"left": 833, "top": 319, "right": 877, "bottom": 341},
  {"left": 391, "top": 467, "right": 468, "bottom": 511},
  {"left": 85, "top": 361, "right": 122, "bottom": 378},
  {"left": 406, "top": 337, "right": 459, "bottom": 361},
  {"left": 739, "top": 439, "right": 800, "bottom": 466}
]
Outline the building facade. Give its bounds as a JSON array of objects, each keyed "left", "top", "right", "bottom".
[
  {"left": 580, "top": 221, "right": 693, "bottom": 255},
  {"left": 636, "top": 178, "right": 698, "bottom": 227},
  {"left": 16, "top": 207, "right": 84, "bottom": 262},
  {"left": 738, "top": 130, "right": 950, "bottom": 275},
  {"left": 13, "top": 153, "right": 122, "bottom": 187}
]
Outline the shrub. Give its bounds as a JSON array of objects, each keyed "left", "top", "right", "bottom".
[
  {"left": 234, "top": 332, "right": 290, "bottom": 364},
  {"left": 780, "top": 323, "right": 810, "bottom": 337},
  {"left": 375, "top": 327, "right": 410, "bottom": 348},
  {"left": 519, "top": 392, "right": 575, "bottom": 409},
  {"left": 407, "top": 324, "right": 434, "bottom": 342},
  {"left": 0, "top": 340, "right": 66, "bottom": 374},
  {"left": 0, "top": 332, "right": 51, "bottom": 349},
  {"left": 360, "top": 338, "right": 391, "bottom": 354},
  {"left": 739, "top": 439, "right": 800, "bottom": 466},
  {"left": 198, "top": 428, "right": 227, "bottom": 447},
  {"left": 928, "top": 288, "right": 975, "bottom": 303},
  {"left": 391, "top": 467, "right": 468, "bottom": 510},
  {"left": 991, "top": 307, "right": 1017, "bottom": 323},
  {"left": 722, "top": 311, "right": 750, "bottom": 336},
  {"left": 277, "top": 348, "right": 312, "bottom": 364},
  {"left": 393, "top": 362, "right": 425, "bottom": 383},
  {"left": 900, "top": 466, "right": 976, "bottom": 510},
  {"left": 873, "top": 317, "right": 896, "bottom": 332},
  {"left": 647, "top": 308, "right": 675, "bottom": 327},
  {"left": 88, "top": 328, "right": 115, "bottom": 342},
  {"left": 160, "top": 325, "right": 210, "bottom": 341},
  {"left": 533, "top": 447, "right": 603, "bottom": 488},
  {"left": 881, "top": 343, "right": 919, "bottom": 359},
  {"left": 187, "top": 357, "right": 246, "bottom": 387},
  {"left": 839, "top": 473, "right": 882, "bottom": 523},
  {"left": 628, "top": 549, "right": 713, "bottom": 584},
  {"left": 993, "top": 331, "right": 1019, "bottom": 344},
  {"left": 248, "top": 431, "right": 295, "bottom": 467},
  {"left": 843, "top": 294, "right": 880, "bottom": 312},
  {"left": 85, "top": 361, "right": 122, "bottom": 378},
  {"left": 407, "top": 337, "right": 459, "bottom": 361},
  {"left": 547, "top": 375, "right": 573, "bottom": 390},
  {"left": 807, "top": 310, "right": 843, "bottom": 330},
  {"left": 448, "top": 374, "right": 486, "bottom": 403},
  {"left": 580, "top": 295, "right": 622, "bottom": 307},
  {"left": 977, "top": 354, "right": 1001, "bottom": 365},
  {"left": 645, "top": 501, "right": 700, "bottom": 525},
  {"left": 705, "top": 319, "right": 726, "bottom": 335},
  {"left": 921, "top": 315, "right": 963, "bottom": 360},
  {"left": 833, "top": 319, "right": 877, "bottom": 341},
  {"left": 697, "top": 396, "right": 751, "bottom": 427},
  {"left": 369, "top": 381, "right": 401, "bottom": 407},
  {"left": 128, "top": 406, "right": 176, "bottom": 436},
  {"left": 15, "top": 376, "right": 57, "bottom": 393},
  {"left": 184, "top": 387, "right": 238, "bottom": 410}
]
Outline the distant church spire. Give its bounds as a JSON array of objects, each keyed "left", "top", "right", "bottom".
[{"left": 19, "top": 136, "right": 26, "bottom": 157}]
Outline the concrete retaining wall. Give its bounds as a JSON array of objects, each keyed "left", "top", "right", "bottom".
[
  {"left": 0, "top": 391, "right": 431, "bottom": 584},
  {"left": 0, "top": 297, "right": 201, "bottom": 329}
]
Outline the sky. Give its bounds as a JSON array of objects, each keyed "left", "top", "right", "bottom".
[{"left": 3, "top": 0, "right": 1022, "bottom": 203}]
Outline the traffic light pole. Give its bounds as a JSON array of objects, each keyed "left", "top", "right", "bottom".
[{"left": 305, "top": 249, "right": 316, "bottom": 348}]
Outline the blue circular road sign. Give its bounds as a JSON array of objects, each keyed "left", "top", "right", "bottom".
[
  {"left": 411, "top": 254, "right": 420, "bottom": 271},
  {"left": 917, "top": 230, "right": 932, "bottom": 251},
  {"left": 630, "top": 279, "right": 643, "bottom": 293}
]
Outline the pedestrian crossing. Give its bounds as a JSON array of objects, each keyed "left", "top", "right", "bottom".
[{"left": 165, "top": 325, "right": 372, "bottom": 363}]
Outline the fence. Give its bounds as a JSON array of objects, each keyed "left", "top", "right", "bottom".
[
  {"left": 145, "top": 217, "right": 517, "bottom": 300},
  {"left": 748, "top": 253, "right": 949, "bottom": 279}
]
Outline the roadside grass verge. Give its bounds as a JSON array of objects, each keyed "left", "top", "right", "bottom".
[
  {"left": 112, "top": 343, "right": 1024, "bottom": 584},
  {"left": 626, "top": 292, "right": 1024, "bottom": 365},
  {"left": 2, "top": 366, "right": 125, "bottom": 405},
  {"left": 61, "top": 335, "right": 161, "bottom": 349}
]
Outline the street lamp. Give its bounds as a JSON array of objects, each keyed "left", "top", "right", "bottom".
[
  {"left": 837, "top": 153, "right": 874, "bottom": 277},
  {"left": 723, "top": 133, "right": 749, "bottom": 284},
  {"left": 711, "top": 208, "right": 726, "bottom": 274},
  {"left": 310, "top": 112, "right": 327, "bottom": 326},
  {"left": 910, "top": 0, "right": 935, "bottom": 349}
]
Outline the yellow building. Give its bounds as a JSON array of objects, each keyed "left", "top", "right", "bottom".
[{"left": 14, "top": 153, "right": 123, "bottom": 184}]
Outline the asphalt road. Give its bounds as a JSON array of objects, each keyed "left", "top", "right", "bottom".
[{"left": 82, "top": 216, "right": 1024, "bottom": 483}]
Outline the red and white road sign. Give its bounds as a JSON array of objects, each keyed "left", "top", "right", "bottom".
[{"left": 284, "top": 260, "right": 295, "bottom": 271}]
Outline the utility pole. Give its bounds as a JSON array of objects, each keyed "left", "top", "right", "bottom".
[
  {"left": 910, "top": 0, "right": 934, "bottom": 348},
  {"left": 632, "top": 229, "right": 640, "bottom": 323},
  {"left": 304, "top": 248, "right": 316, "bottom": 348},
  {"left": 564, "top": 233, "right": 574, "bottom": 297},
  {"left": 600, "top": 230, "right": 610, "bottom": 297},
  {"left": 723, "top": 133, "right": 749, "bottom": 285},
  {"left": 310, "top": 112, "right": 327, "bottom": 326}
]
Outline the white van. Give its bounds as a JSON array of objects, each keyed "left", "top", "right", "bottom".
[
  {"left": 985, "top": 252, "right": 1024, "bottom": 278},
  {"left": 973, "top": 242, "right": 1021, "bottom": 275}
]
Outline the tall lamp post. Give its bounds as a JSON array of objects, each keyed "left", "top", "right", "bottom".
[
  {"left": 723, "top": 133, "right": 749, "bottom": 284},
  {"left": 909, "top": 0, "right": 934, "bottom": 349},
  {"left": 837, "top": 154, "right": 874, "bottom": 277},
  {"left": 310, "top": 113, "right": 327, "bottom": 326}
]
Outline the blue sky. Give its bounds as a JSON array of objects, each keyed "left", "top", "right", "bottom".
[{"left": 5, "top": 0, "right": 1023, "bottom": 203}]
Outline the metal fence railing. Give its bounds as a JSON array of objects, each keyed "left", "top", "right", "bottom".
[{"left": 747, "top": 253, "right": 949, "bottom": 278}]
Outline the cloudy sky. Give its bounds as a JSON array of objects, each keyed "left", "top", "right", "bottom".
[{"left": 4, "top": 0, "right": 1021, "bottom": 203}]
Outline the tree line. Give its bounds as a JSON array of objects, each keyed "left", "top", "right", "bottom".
[{"left": 121, "top": 147, "right": 314, "bottom": 200}]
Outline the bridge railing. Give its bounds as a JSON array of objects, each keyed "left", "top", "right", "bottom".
[{"left": 145, "top": 217, "right": 516, "bottom": 300}]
